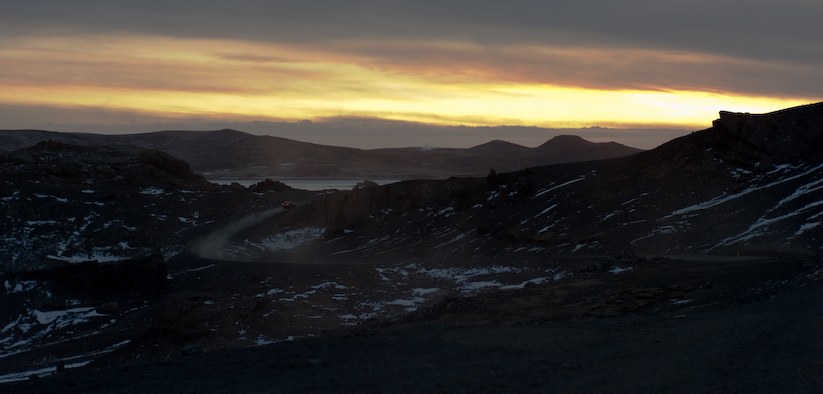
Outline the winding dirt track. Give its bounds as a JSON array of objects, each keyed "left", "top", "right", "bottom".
[
  {"left": 10, "top": 275, "right": 823, "bottom": 394},
  {"left": 190, "top": 207, "right": 285, "bottom": 260}
]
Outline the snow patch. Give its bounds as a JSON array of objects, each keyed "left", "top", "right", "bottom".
[
  {"left": 670, "top": 163, "right": 823, "bottom": 217},
  {"left": 499, "top": 277, "right": 548, "bottom": 290},
  {"left": 538, "top": 204, "right": 558, "bottom": 216},
  {"left": 46, "top": 250, "right": 130, "bottom": 263},
  {"left": 0, "top": 366, "right": 58, "bottom": 384},
  {"left": 711, "top": 200, "right": 823, "bottom": 249},
  {"left": 33, "top": 193, "right": 68, "bottom": 202},
  {"left": 608, "top": 266, "right": 634, "bottom": 274},
  {"left": 257, "top": 228, "right": 325, "bottom": 251},
  {"left": 139, "top": 187, "right": 166, "bottom": 195},
  {"left": 1, "top": 191, "right": 19, "bottom": 202},
  {"left": 437, "top": 207, "right": 455, "bottom": 216},
  {"left": 10, "top": 280, "right": 38, "bottom": 293},
  {"left": 795, "top": 221, "right": 822, "bottom": 236},
  {"left": 33, "top": 307, "right": 106, "bottom": 327},
  {"left": 772, "top": 176, "right": 823, "bottom": 210},
  {"left": 25, "top": 220, "right": 59, "bottom": 226},
  {"left": 533, "top": 176, "right": 585, "bottom": 198}
]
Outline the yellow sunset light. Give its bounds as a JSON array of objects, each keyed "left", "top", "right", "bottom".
[{"left": 0, "top": 35, "right": 815, "bottom": 130}]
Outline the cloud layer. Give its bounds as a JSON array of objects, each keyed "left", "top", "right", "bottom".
[{"left": 1, "top": 1, "right": 820, "bottom": 146}]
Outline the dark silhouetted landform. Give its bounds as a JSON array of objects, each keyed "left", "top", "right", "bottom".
[
  {"left": 266, "top": 102, "right": 823, "bottom": 259},
  {"left": 0, "top": 129, "right": 643, "bottom": 179}
]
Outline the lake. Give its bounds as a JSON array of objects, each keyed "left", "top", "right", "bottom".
[{"left": 208, "top": 179, "right": 402, "bottom": 191}]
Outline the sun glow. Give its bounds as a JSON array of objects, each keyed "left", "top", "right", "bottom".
[{"left": 0, "top": 35, "right": 814, "bottom": 130}]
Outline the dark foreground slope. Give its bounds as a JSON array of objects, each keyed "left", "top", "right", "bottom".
[
  {"left": 0, "top": 129, "right": 643, "bottom": 179},
  {"left": 0, "top": 142, "right": 319, "bottom": 380},
  {"left": 7, "top": 258, "right": 823, "bottom": 394}
]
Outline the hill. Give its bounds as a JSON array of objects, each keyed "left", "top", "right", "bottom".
[
  {"left": 0, "top": 129, "right": 643, "bottom": 179},
  {"left": 240, "top": 102, "right": 823, "bottom": 261}
]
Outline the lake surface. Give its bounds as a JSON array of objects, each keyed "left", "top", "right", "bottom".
[{"left": 209, "top": 179, "right": 402, "bottom": 191}]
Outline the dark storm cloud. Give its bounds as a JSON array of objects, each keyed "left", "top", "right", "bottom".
[{"left": 2, "top": 1, "right": 820, "bottom": 62}]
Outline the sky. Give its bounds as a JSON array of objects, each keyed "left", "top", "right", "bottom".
[{"left": 1, "top": 0, "right": 821, "bottom": 150}]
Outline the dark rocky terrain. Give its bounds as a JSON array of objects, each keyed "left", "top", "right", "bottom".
[
  {"left": 4, "top": 253, "right": 823, "bottom": 393},
  {"left": 230, "top": 103, "right": 823, "bottom": 262},
  {"left": 1, "top": 102, "right": 823, "bottom": 392},
  {"left": 0, "top": 141, "right": 316, "bottom": 272},
  {"left": 9, "top": 258, "right": 823, "bottom": 393},
  {"left": 0, "top": 142, "right": 319, "bottom": 381},
  {"left": 0, "top": 130, "right": 643, "bottom": 180}
]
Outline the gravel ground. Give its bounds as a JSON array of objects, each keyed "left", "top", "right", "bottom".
[{"left": 9, "top": 270, "right": 823, "bottom": 394}]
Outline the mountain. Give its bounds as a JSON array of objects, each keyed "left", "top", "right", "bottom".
[
  {"left": 465, "top": 139, "right": 530, "bottom": 155},
  {"left": 533, "top": 134, "right": 638, "bottom": 158},
  {"left": 0, "top": 129, "right": 643, "bottom": 179}
]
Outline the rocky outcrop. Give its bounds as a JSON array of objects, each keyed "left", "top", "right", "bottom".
[
  {"left": 709, "top": 102, "right": 823, "bottom": 169},
  {"left": 0, "top": 141, "right": 217, "bottom": 189},
  {"left": 285, "top": 178, "right": 485, "bottom": 229},
  {"left": 248, "top": 178, "right": 293, "bottom": 192}
]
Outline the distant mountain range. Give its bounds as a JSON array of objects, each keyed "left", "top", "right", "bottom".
[{"left": 0, "top": 129, "right": 643, "bottom": 179}]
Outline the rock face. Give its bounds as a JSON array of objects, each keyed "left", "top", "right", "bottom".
[
  {"left": 710, "top": 104, "right": 823, "bottom": 169},
  {"left": 234, "top": 103, "right": 823, "bottom": 261}
]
